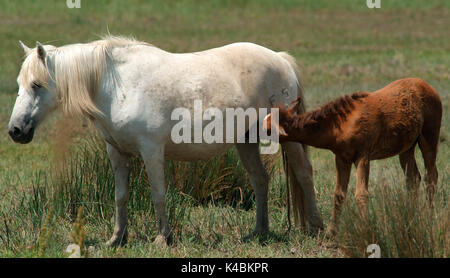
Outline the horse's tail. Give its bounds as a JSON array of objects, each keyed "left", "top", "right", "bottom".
[
  {"left": 277, "top": 52, "right": 307, "bottom": 125},
  {"left": 278, "top": 51, "right": 308, "bottom": 229}
]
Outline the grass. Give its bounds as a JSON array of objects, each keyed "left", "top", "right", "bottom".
[
  {"left": 0, "top": 0, "right": 448, "bottom": 257},
  {"left": 337, "top": 185, "right": 449, "bottom": 258}
]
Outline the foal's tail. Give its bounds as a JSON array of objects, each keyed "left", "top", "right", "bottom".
[{"left": 278, "top": 52, "right": 308, "bottom": 229}]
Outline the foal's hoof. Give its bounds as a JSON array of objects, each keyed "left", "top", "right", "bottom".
[{"left": 325, "top": 227, "right": 337, "bottom": 239}]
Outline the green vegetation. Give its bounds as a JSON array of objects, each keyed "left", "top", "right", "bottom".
[{"left": 0, "top": 0, "right": 448, "bottom": 257}]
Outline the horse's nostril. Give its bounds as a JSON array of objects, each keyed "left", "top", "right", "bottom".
[{"left": 13, "top": 127, "right": 21, "bottom": 136}]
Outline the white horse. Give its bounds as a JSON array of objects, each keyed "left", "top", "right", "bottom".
[{"left": 8, "top": 37, "right": 323, "bottom": 246}]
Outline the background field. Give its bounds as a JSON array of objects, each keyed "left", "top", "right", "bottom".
[{"left": 0, "top": 0, "right": 448, "bottom": 257}]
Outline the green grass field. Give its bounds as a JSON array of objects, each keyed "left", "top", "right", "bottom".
[{"left": 0, "top": 0, "right": 448, "bottom": 258}]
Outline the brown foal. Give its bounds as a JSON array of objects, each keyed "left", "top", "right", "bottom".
[{"left": 264, "top": 78, "right": 442, "bottom": 236}]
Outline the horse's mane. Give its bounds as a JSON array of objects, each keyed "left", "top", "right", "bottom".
[
  {"left": 96, "top": 35, "right": 152, "bottom": 48},
  {"left": 18, "top": 35, "right": 151, "bottom": 119},
  {"left": 280, "top": 91, "right": 369, "bottom": 129}
]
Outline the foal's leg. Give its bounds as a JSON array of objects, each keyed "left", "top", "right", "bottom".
[
  {"left": 236, "top": 143, "right": 270, "bottom": 237},
  {"left": 140, "top": 143, "right": 171, "bottom": 245},
  {"left": 418, "top": 134, "right": 439, "bottom": 206},
  {"left": 106, "top": 143, "right": 130, "bottom": 247},
  {"left": 355, "top": 157, "right": 370, "bottom": 217},
  {"left": 281, "top": 142, "right": 324, "bottom": 233},
  {"left": 326, "top": 155, "right": 352, "bottom": 237},
  {"left": 399, "top": 144, "right": 421, "bottom": 198}
]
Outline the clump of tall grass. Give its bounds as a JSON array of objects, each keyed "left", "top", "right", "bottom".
[
  {"left": 35, "top": 206, "right": 54, "bottom": 257},
  {"left": 0, "top": 174, "right": 59, "bottom": 255},
  {"left": 166, "top": 148, "right": 281, "bottom": 209},
  {"left": 25, "top": 137, "right": 117, "bottom": 222},
  {"left": 336, "top": 183, "right": 449, "bottom": 258}
]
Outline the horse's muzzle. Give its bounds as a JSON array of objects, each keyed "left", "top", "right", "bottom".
[{"left": 8, "top": 125, "right": 35, "bottom": 144}]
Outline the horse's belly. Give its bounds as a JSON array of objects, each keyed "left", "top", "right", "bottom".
[
  {"left": 164, "top": 141, "right": 234, "bottom": 161},
  {"left": 370, "top": 129, "right": 420, "bottom": 160}
]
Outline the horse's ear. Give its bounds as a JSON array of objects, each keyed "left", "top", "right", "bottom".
[
  {"left": 36, "top": 41, "right": 46, "bottom": 63},
  {"left": 19, "top": 41, "right": 31, "bottom": 55},
  {"left": 287, "top": 96, "right": 302, "bottom": 114}
]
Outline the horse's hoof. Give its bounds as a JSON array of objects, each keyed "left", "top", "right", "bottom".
[
  {"left": 309, "top": 217, "right": 325, "bottom": 234},
  {"left": 242, "top": 230, "right": 268, "bottom": 242},
  {"left": 106, "top": 238, "right": 119, "bottom": 248},
  {"left": 106, "top": 235, "right": 127, "bottom": 248},
  {"left": 307, "top": 223, "right": 324, "bottom": 237},
  {"left": 153, "top": 235, "right": 168, "bottom": 247}
]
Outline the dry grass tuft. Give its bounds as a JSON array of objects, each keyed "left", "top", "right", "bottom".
[{"left": 336, "top": 184, "right": 449, "bottom": 258}]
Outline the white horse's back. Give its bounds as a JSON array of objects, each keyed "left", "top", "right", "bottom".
[{"left": 102, "top": 40, "right": 301, "bottom": 160}]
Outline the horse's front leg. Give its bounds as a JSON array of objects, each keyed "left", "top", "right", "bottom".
[
  {"left": 140, "top": 142, "right": 171, "bottom": 246},
  {"left": 106, "top": 143, "right": 130, "bottom": 247},
  {"left": 326, "top": 155, "right": 351, "bottom": 238}
]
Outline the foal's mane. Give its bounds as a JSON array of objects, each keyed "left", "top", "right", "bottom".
[
  {"left": 20, "top": 36, "right": 151, "bottom": 118},
  {"left": 280, "top": 91, "right": 369, "bottom": 129}
]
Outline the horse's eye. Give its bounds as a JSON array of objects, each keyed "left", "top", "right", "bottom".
[{"left": 31, "top": 81, "right": 42, "bottom": 90}]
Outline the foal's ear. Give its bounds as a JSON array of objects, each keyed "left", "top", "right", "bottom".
[
  {"left": 263, "top": 114, "right": 288, "bottom": 137},
  {"left": 287, "top": 96, "right": 302, "bottom": 114},
  {"left": 276, "top": 124, "right": 288, "bottom": 136},
  {"left": 19, "top": 41, "right": 31, "bottom": 55},
  {"left": 36, "top": 41, "right": 47, "bottom": 63}
]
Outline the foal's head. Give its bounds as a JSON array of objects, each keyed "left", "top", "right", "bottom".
[
  {"left": 264, "top": 92, "right": 370, "bottom": 141},
  {"left": 8, "top": 41, "right": 57, "bottom": 144},
  {"left": 263, "top": 96, "right": 303, "bottom": 140}
]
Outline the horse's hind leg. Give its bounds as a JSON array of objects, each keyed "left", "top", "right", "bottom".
[
  {"left": 235, "top": 143, "right": 270, "bottom": 237},
  {"left": 418, "top": 133, "right": 439, "bottom": 206},
  {"left": 399, "top": 144, "right": 421, "bottom": 197}
]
